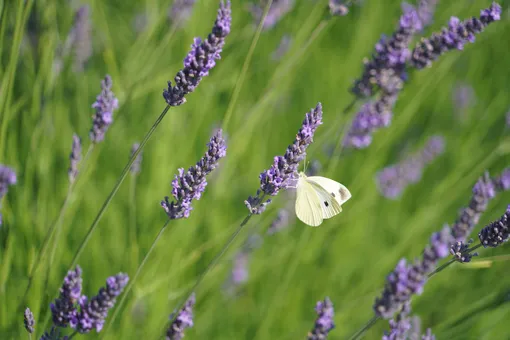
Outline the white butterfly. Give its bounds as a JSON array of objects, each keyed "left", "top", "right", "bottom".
[{"left": 295, "top": 172, "right": 351, "bottom": 227}]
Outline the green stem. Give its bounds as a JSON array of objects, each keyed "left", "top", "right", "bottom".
[
  {"left": 66, "top": 105, "right": 170, "bottom": 271},
  {"left": 101, "top": 219, "right": 172, "bottom": 337},
  {"left": 348, "top": 315, "right": 380, "bottom": 340}
]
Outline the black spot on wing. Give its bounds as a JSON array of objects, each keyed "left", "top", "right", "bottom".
[
  {"left": 324, "top": 201, "right": 329, "bottom": 207},
  {"left": 331, "top": 192, "right": 336, "bottom": 197}
]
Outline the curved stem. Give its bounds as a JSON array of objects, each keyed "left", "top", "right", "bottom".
[
  {"left": 67, "top": 105, "right": 170, "bottom": 271},
  {"left": 348, "top": 315, "right": 380, "bottom": 340},
  {"left": 101, "top": 219, "right": 172, "bottom": 337},
  {"left": 221, "top": 0, "right": 272, "bottom": 131}
]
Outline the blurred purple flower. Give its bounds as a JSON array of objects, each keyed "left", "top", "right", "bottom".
[
  {"left": 89, "top": 75, "right": 119, "bottom": 143},
  {"left": 168, "top": 0, "right": 196, "bottom": 27},
  {"left": 329, "top": 0, "right": 350, "bottom": 16},
  {"left": 130, "top": 143, "right": 143, "bottom": 175},
  {"left": 307, "top": 297, "right": 335, "bottom": 339},
  {"left": 50, "top": 266, "right": 83, "bottom": 327},
  {"left": 375, "top": 136, "right": 445, "bottom": 199},
  {"left": 24, "top": 307, "right": 34, "bottom": 334},
  {"left": 421, "top": 328, "right": 436, "bottom": 340},
  {"left": 40, "top": 327, "right": 69, "bottom": 340},
  {"left": 73, "top": 273, "right": 129, "bottom": 333},
  {"left": 161, "top": 130, "right": 227, "bottom": 219},
  {"left": 267, "top": 208, "right": 292, "bottom": 235},
  {"left": 453, "top": 83, "right": 476, "bottom": 118},
  {"left": 403, "top": 0, "right": 438, "bottom": 30},
  {"left": 0, "top": 165, "right": 17, "bottom": 199},
  {"left": 382, "top": 302, "right": 411, "bottom": 340},
  {"left": 163, "top": 1, "right": 231, "bottom": 106},
  {"left": 231, "top": 251, "right": 250, "bottom": 285},
  {"left": 271, "top": 35, "right": 292, "bottom": 61},
  {"left": 68, "top": 134, "right": 81, "bottom": 183},
  {"left": 245, "top": 103, "right": 323, "bottom": 214},
  {"left": 69, "top": 6, "right": 92, "bottom": 72},
  {"left": 166, "top": 293, "right": 195, "bottom": 340},
  {"left": 411, "top": 2, "right": 502, "bottom": 69},
  {"left": 479, "top": 205, "right": 510, "bottom": 248},
  {"left": 506, "top": 110, "right": 510, "bottom": 127},
  {"left": 249, "top": 0, "right": 294, "bottom": 30}
]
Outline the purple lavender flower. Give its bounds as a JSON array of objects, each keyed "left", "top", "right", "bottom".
[
  {"left": 421, "top": 328, "right": 436, "bottom": 340},
  {"left": 166, "top": 293, "right": 195, "bottom": 340},
  {"left": 329, "top": 0, "right": 349, "bottom": 16},
  {"left": 375, "top": 136, "right": 445, "bottom": 199},
  {"left": 70, "top": 6, "right": 92, "bottom": 72},
  {"left": 68, "top": 134, "right": 81, "bottom": 183},
  {"left": 450, "top": 239, "right": 478, "bottom": 263},
  {"left": 50, "top": 266, "right": 83, "bottom": 327},
  {"left": 40, "top": 327, "right": 69, "bottom": 340},
  {"left": 130, "top": 143, "right": 143, "bottom": 175},
  {"left": 24, "top": 307, "right": 34, "bottom": 334},
  {"left": 168, "top": 0, "right": 196, "bottom": 27},
  {"left": 163, "top": 1, "right": 231, "bottom": 106},
  {"left": 506, "top": 110, "right": 510, "bottom": 128},
  {"left": 403, "top": 0, "right": 438, "bottom": 30},
  {"left": 478, "top": 205, "right": 510, "bottom": 248},
  {"left": 411, "top": 2, "right": 502, "bottom": 69},
  {"left": 307, "top": 297, "right": 335, "bottom": 339},
  {"left": 245, "top": 103, "right": 323, "bottom": 214},
  {"left": 382, "top": 303, "right": 411, "bottom": 340},
  {"left": 451, "top": 172, "right": 495, "bottom": 242},
  {"left": 453, "top": 83, "right": 476, "bottom": 112},
  {"left": 231, "top": 251, "right": 250, "bottom": 285},
  {"left": 352, "top": 6, "right": 422, "bottom": 98},
  {"left": 249, "top": 0, "right": 295, "bottom": 30},
  {"left": 73, "top": 273, "right": 129, "bottom": 333},
  {"left": 89, "top": 75, "right": 119, "bottom": 143},
  {"left": 161, "top": 130, "right": 227, "bottom": 219},
  {"left": 0, "top": 165, "right": 17, "bottom": 199},
  {"left": 267, "top": 208, "right": 292, "bottom": 235},
  {"left": 271, "top": 35, "right": 292, "bottom": 61}
]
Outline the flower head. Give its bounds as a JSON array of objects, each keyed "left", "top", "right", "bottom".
[
  {"left": 166, "top": 293, "right": 196, "bottom": 340},
  {"left": 130, "top": 143, "right": 143, "bottom": 175},
  {"left": 68, "top": 134, "right": 82, "bottom": 183},
  {"left": 74, "top": 273, "right": 129, "bottom": 333},
  {"left": 249, "top": 0, "right": 295, "bottom": 30},
  {"left": 382, "top": 303, "right": 411, "bottom": 340},
  {"left": 411, "top": 2, "right": 502, "bottom": 69},
  {"left": 70, "top": 6, "right": 92, "bottom": 72},
  {"left": 329, "top": 0, "right": 349, "bottom": 16},
  {"left": 161, "top": 130, "right": 227, "bottom": 219},
  {"left": 163, "top": 1, "right": 231, "bottom": 106},
  {"left": 89, "top": 75, "right": 119, "bottom": 143},
  {"left": 50, "top": 266, "right": 83, "bottom": 327},
  {"left": 478, "top": 205, "right": 510, "bottom": 248},
  {"left": 307, "top": 297, "right": 335, "bottom": 339},
  {"left": 24, "top": 307, "right": 35, "bottom": 334},
  {"left": 40, "top": 327, "right": 69, "bottom": 340},
  {"left": 168, "top": 0, "right": 196, "bottom": 27},
  {"left": 245, "top": 103, "right": 323, "bottom": 214},
  {"left": 0, "top": 164, "right": 17, "bottom": 199}
]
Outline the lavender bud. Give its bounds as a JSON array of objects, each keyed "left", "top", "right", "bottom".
[
  {"left": 68, "top": 134, "right": 82, "bottom": 183},
  {"left": 478, "top": 205, "right": 510, "bottom": 248},
  {"left": 450, "top": 239, "right": 478, "bottom": 263},
  {"left": 168, "top": 0, "right": 196, "bottom": 27},
  {"left": 163, "top": 1, "right": 231, "bottom": 106},
  {"left": 0, "top": 164, "right": 17, "bottom": 199},
  {"left": 382, "top": 303, "right": 411, "bottom": 340},
  {"left": 161, "top": 130, "right": 227, "bottom": 219},
  {"left": 50, "top": 266, "right": 83, "bottom": 327},
  {"left": 307, "top": 297, "right": 335, "bottom": 339},
  {"left": 24, "top": 307, "right": 35, "bottom": 334},
  {"left": 329, "top": 0, "right": 349, "bottom": 16},
  {"left": 246, "top": 103, "right": 323, "bottom": 214},
  {"left": 267, "top": 208, "right": 291, "bottom": 235},
  {"left": 421, "top": 328, "right": 436, "bottom": 340},
  {"left": 166, "top": 293, "right": 195, "bottom": 340},
  {"left": 410, "top": 2, "right": 502, "bottom": 69},
  {"left": 231, "top": 251, "right": 250, "bottom": 285},
  {"left": 74, "top": 273, "right": 129, "bottom": 333},
  {"left": 249, "top": 0, "right": 295, "bottom": 30},
  {"left": 89, "top": 75, "right": 119, "bottom": 143},
  {"left": 492, "top": 167, "right": 510, "bottom": 192},
  {"left": 403, "top": 0, "right": 439, "bottom": 30},
  {"left": 40, "top": 327, "right": 69, "bottom": 340},
  {"left": 70, "top": 6, "right": 92, "bottom": 72},
  {"left": 130, "top": 143, "right": 143, "bottom": 175}
]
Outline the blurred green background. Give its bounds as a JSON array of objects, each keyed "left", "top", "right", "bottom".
[{"left": 1, "top": 0, "right": 510, "bottom": 339}]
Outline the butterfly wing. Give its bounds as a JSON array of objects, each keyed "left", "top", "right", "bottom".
[
  {"left": 295, "top": 176, "right": 324, "bottom": 227},
  {"left": 306, "top": 176, "right": 351, "bottom": 205}
]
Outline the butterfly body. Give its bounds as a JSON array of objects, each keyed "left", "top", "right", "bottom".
[{"left": 295, "top": 172, "right": 351, "bottom": 227}]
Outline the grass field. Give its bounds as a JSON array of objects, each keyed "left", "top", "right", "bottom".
[{"left": 1, "top": 0, "right": 510, "bottom": 339}]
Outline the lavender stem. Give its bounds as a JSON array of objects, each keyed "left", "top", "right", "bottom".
[
  {"left": 100, "top": 219, "right": 172, "bottom": 337},
  {"left": 222, "top": 0, "right": 273, "bottom": 130},
  {"left": 349, "top": 315, "right": 380, "bottom": 340}
]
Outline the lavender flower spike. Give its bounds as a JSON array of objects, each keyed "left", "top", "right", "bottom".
[
  {"left": 478, "top": 205, "right": 510, "bottom": 248},
  {"left": 249, "top": 0, "right": 295, "bottom": 31},
  {"left": 24, "top": 307, "right": 35, "bottom": 334},
  {"left": 246, "top": 103, "right": 323, "bottom": 214},
  {"left": 168, "top": 0, "right": 196, "bottom": 27},
  {"left": 163, "top": 1, "right": 231, "bottom": 106},
  {"left": 89, "top": 75, "right": 119, "bottom": 143},
  {"left": 70, "top": 6, "right": 92, "bottom": 72},
  {"left": 0, "top": 164, "right": 16, "bottom": 225},
  {"left": 74, "top": 273, "right": 129, "bottom": 333},
  {"left": 307, "top": 297, "right": 335, "bottom": 339},
  {"left": 68, "top": 134, "right": 82, "bottom": 183},
  {"left": 411, "top": 2, "right": 502, "bottom": 69},
  {"left": 382, "top": 303, "right": 411, "bottom": 340},
  {"left": 50, "top": 266, "right": 83, "bottom": 327},
  {"left": 161, "top": 129, "right": 227, "bottom": 219},
  {"left": 130, "top": 143, "right": 143, "bottom": 175},
  {"left": 40, "top": 327, "right": 69, "bottom": 340},
  {"left": 166, "top": 293, "right": 196, "bottom": 340}
]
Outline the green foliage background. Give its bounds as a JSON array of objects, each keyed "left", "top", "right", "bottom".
[{"left": 1, "top": 0, "right": 510, "bottom": 339}]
